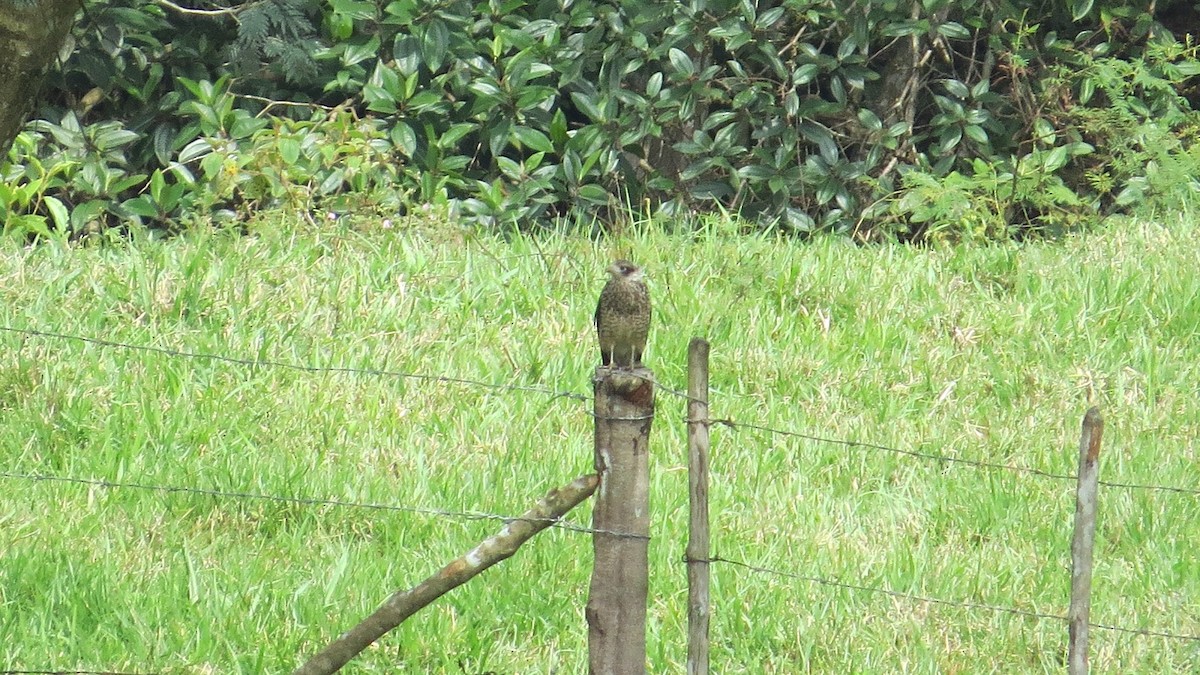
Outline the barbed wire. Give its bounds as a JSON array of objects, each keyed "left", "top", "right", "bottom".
[
  {"left": 0, "top": 671, "right": 155, "bottom": 675},
  {"left": 9, "top": 323, "right": 1196, "bottom": 497},
  {"left": 700, "top": 555, "right": 1200, "bottom": 643},
  {"left": 1093, "top": 477, "right": 1200, "bottom": 497},
  {"left": 0, "top": 470, "right": 647, "bottom": 541},
  {"left": 0, "top": 325, "right": 589, "bottom": 403},
  {"left": 699, "top": 417, "right": 1200, "bottom": 497},
  {"left": 6, "top": 325, "right": 1200, "bottom": 661}
]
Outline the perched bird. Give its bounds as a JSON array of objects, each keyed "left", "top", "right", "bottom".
[{"left": 594, "top": 259, "right": 651, "bottom": 368}]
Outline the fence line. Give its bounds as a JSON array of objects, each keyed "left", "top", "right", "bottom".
[
  {"left": 0, "top": 671, "right": 157, "bottom": 675},
  {"left": 6, "top": 325, "right": 1200, "bottom": 667},
  {"left": 0, "top": 470, "right": 647, "bottom": 540},
  {"left": 0, "top": 325, "right": 589, "bottom": 402},
  {"left": 697, "top": 416, "right": 1200, "bottom": 497},
  {"left": 699, "top": 555, "right": 1200, "bottom": 643},
  {"left": 7, "top": 323, "right": 1196, "bottom": 497}
]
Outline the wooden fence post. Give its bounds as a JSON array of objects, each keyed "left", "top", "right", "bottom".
[
  {"left": 587, "top": 367, "right": 654, "bottom": 674},
  {"left": 1068, "top": 407, "right": 1104, "bottom": 675},
  {"left": 686, "top": 338, "right": 711, "bottom": 675}
]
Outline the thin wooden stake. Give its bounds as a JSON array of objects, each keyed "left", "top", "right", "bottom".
[
  {"left": 1068, "top": 407, "right": 1104, "bottom": 675},
  {"left": 587, "top": 367, "right": 654, "bottom": 674},
  {"left": 686, "top": 338, "right": 711, "bottom": 675}
]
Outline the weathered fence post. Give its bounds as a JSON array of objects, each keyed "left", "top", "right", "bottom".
[
  {"left": 1068, "top": 407, "right": 1104, "bottom": 675},
  {"left": 587, "top": 366, "right": 654, "bottom": 674},
  {"left": 686, "top": 338, "right": 711, "bottom": 675}
]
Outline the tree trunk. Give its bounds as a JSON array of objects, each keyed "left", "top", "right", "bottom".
[{"left": 0, "top": 0, "right": 81, "bottom": 156}]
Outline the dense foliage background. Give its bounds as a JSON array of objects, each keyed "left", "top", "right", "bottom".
[{"left": 4, "top": 0, "right": 1200, "bottom": 240}]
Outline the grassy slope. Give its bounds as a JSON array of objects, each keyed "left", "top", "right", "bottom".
[{"left": 0, "top": 214, "right": 1197, "bottom": 673}]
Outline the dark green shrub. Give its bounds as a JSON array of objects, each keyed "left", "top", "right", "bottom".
[{"left": 4, "top": 0, "right": 1200, "bottom": 239}]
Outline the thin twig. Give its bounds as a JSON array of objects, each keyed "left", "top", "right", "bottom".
[{"left": 155, "top": 0, "right": 238, "bottom": 17}]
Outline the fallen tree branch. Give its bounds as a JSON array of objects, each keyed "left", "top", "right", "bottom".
[{"left": 293, "top": 473, "right": 600, "bottom": 675}]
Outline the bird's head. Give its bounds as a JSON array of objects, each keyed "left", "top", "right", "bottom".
[{"left": 607, "top": 259, "right": 644, "bottom": 282}]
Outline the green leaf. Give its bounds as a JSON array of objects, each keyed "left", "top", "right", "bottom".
[
  {"left": 757, "top": 7, "right": 784, "bottom": 28},
  {"left": 963, "top": 125, "right": 989, "bottom": 144},
  {"left": 438, "top": 122, "right": 477, "bottom": 149},
  {"left": 829, "top": 76, "right": 846, "bottom": 104},
  {"left": 407, "top": 91, "right": 444, "bottom": 112},
  {"left": 512, "top": 126, "right": 554, "bottom": 153},
  {"left": 562, "top": 150, "right": 581, "bottom": 185},
  {"left": 1033, "top": 118, "right": 1056, "bottom": 144},
  {"left": 837, "top": 37, "right": 857, "bottom": 61},
  {"left": 69, "top": 200, "right": 108, "bottom": 231},
  {"left": 93, "top": 127, "right": 139, "bottom": 149},
  {"left": 468, "top": 79, "right": 502, "bottom": 98},
  {"left": 668, "top": 48, "right": 695, "bottom": 77},
  {"left": 570, "top": 92, "right": 606, "bottom": 123},
  {"left": 496, "top": 156, "right": 522, "bottom": 180},
  {"left": 179, "top": 139, "right": 212, "bottom": 164},
  {"left": 1065, "top": 142, "right": 1094, "bottom": 157},
  {"left": 941, "top": 79, "right": 970, "bottom": 99},
  {"left": 149, "top": 169, "right": 166, "bottom": 198},
  {"left": 1043, "top": 146, "right": 1069, "bottom": 172},
  {"left": 702, "top": 111, "right": 737, "bottom": 131},
  {"left": 278, "top": 137, "right": 301, "bottom": 164},
  {"left": 1176, "top": 62, "right": 1200, "bottom": 76},
  {"left": 343, "top": 36, "right": 381, "bottom": 66},
  {"left": 394, "top": 36, "right": 421, "bottom": 76},
  {"left": 1072, "top": 0, "right": 1094, "bottom": 21},
  {"left": 936, "top": 21, "right": 971, "bottom": 39},
  {"left": 319, "top": 169, "right": 345, "bottom": 194},
  {"left": 799, "top": 122, "right": 838, "bottom": 164},
  {"left": 881, "top": 20, "right": 928, "bottom": 38},
  {"left": 44, "top": 196, "right": 70, "bottom": 230},
  {"left": 391, "top": 122, "right": 417, "bottom": 156},
  {"left": 515, "top": 86, "right": 556, "bottom": 111},
  {"left": 363, "top": 85, "right": 398, "bottom": 114},
  {"left": 577, "top": 184, "right": 610, "bottom": 205},
  {"left": 421, "top": 19, "right": 450, "bottom": 72},
  {"left": 857, "top": 109, "right": 882, "bottom": 131},
  {"left": 487, "top": 120, "right": 512, "bottom": 159},
  {"left": 646, "top": 72, "right": 663, "bottom": 98},
  {"left": 793, "top": 63, "right": 819, "bottom": 85},
  {"left": 938, "top": 127, "right": 962, "bottom": 153},
  {"left": 122, "top": 196, "right": 160, "bottom": 219},
  {"left": 230, "top": 116, "right": 268, "bottom": 140}
]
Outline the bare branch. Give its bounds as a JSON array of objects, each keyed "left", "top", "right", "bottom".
[
  {"left": 294, "top": 473, "right": 600, "bottom": 675},
  {"left": 155, "top": 0, "right": 238, "bottom": 17}
]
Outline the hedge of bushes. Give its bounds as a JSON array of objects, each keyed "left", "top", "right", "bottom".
[{"left": 4, "top": 0, "right": 1200, "bottom": 240}]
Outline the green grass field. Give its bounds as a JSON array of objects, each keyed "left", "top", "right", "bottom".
[{"left": 2, "top": 212, "right": 1198, "bottom": 673}]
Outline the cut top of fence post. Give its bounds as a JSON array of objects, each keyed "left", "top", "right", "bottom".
[{"left": 593, "top": 366, "right": 655, "bottom": 407}]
